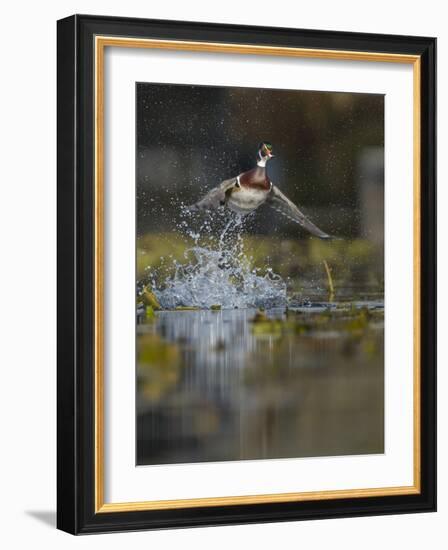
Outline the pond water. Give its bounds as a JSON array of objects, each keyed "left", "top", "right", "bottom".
[{"left": 136, "top": 304, "right": 384, "bottom": 465}]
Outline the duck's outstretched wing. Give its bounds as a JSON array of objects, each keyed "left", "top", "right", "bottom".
[
  {"left": 188, "top": 177, "right": 237, "bottom": 211},
  {"left": 267, "top": 185, "right": 330, "bottom": 239}
]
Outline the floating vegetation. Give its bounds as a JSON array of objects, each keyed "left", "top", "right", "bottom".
[
  {"left": 139, "top": 285, "right": 162, "bottom": 310},
  {"left": 146, "top": 305, "right": 156, "bottom": 320},
  {"left": 248, "top": 303, "right": 383, "bottom": 338}
]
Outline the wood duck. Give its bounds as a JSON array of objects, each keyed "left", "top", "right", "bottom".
[{"left": 189, "top": 142, "right": 330, "bottom": 239}]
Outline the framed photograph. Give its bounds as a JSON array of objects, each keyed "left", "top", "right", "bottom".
[{"left": 57, "top": 14, "right": 436, "bottom": 534}]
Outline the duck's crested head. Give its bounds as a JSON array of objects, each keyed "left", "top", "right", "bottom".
[{"left": 257, "top": 141, "right": 274, "bottom": 161}]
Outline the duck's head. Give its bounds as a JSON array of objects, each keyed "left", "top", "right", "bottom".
[{"left": 257, "top": 141, "right": 274, "bottom": 162}]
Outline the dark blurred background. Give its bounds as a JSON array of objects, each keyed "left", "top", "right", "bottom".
[{"left": 136, "top": 83, "right": 384, "bottom": 296}]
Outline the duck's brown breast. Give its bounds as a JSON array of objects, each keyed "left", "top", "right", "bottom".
[{"left": 239, "top": 166, "right": 271, "bottom": 190}]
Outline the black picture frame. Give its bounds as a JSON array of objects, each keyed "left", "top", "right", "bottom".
[{"left": 57, "top": 14, "right": 436, "bottom": 535}]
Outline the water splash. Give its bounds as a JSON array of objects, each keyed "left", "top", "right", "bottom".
[{"left": 146, "top": 209, "right": 287, "bottom": 310}]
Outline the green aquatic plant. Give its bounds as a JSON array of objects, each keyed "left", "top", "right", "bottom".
[
  {"left": 145, "top": 305, "right": 156, "bottom": 320},
  {"left": 323, "top": 259, "right": 335, "bottom": 302},
  {"left": 249, "top": 304, "right": 383, "bottom": 338},
  {"left": 140, "top": 285, "right": 162, "bottom": 310}
]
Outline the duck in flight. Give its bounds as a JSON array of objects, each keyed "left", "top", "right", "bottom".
[{"left": 189, "top": 142, "right": 330, "bottom": 239}]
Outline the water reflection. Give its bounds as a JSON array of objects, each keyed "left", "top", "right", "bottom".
[{"left": 137, "top": 307, "right": 384, "bottom": 465}]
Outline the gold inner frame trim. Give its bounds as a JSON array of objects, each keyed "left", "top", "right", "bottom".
[{"left": 94, "top": 35, "right": 421, "bottom": 513}]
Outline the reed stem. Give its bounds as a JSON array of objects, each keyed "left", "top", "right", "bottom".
[{"left": 323, "top": 260, "right": 335, "bottom": 302}]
